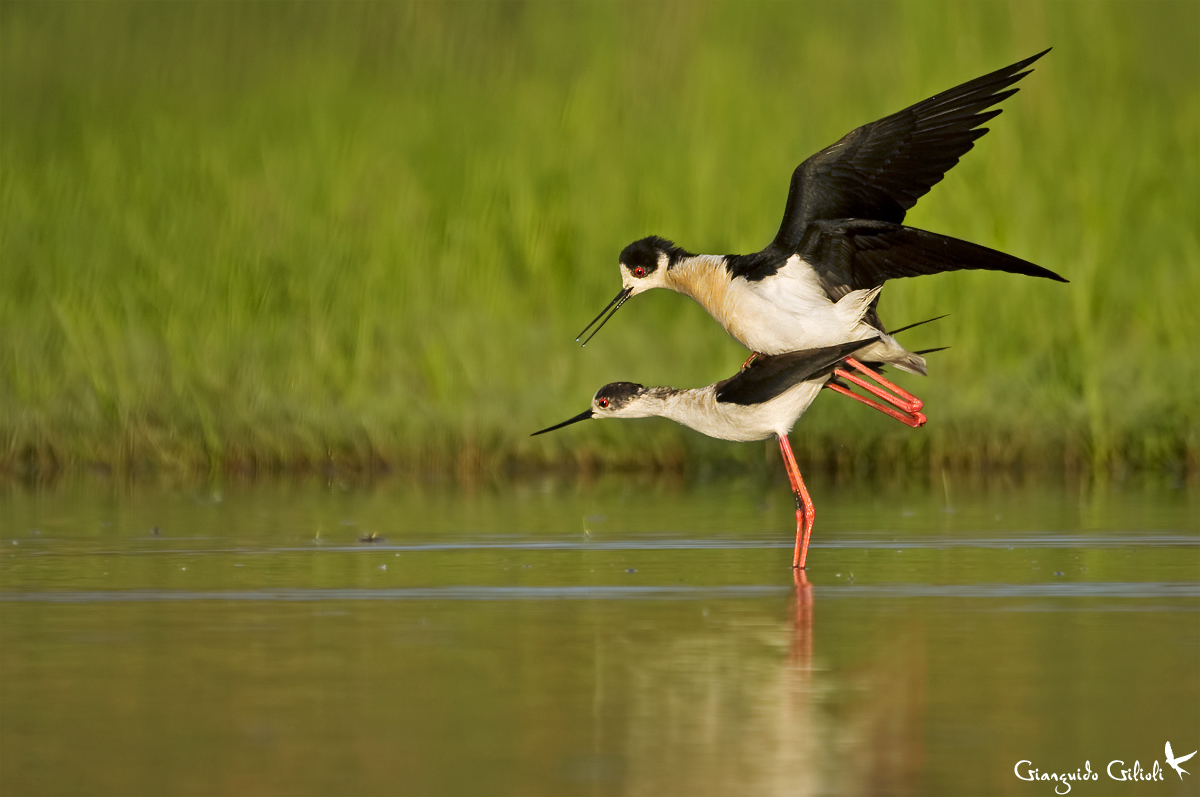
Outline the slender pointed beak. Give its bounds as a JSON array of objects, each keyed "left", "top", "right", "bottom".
[
  {"left": 531, "top": 409, "right": 594, "bottom": 436},
  {"left": 576, "top": 286, "right": 633, "bottom": 347}
]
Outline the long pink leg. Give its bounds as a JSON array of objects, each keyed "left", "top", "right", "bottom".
[
  {"left": 824, "top": 382, "right": 927, "bottom": 427},
  {"left": 758, "top": 350, "right": 926, "bottom": 425},
  {"left": 839, "top": 358, "right": 923, "bottom": 413},
  {"left": 777, "top": 434, "right": 815, "bottom": 569},
  {"left": 823, "top": 357, "right": 926, "bottom": 426}
]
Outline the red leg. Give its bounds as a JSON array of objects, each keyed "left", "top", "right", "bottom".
[
  {"left": 741, "top": 351, "right": 762, "bottom": 370},
  {"left": 824, "top": 382, "right": 927, "bottom": 427},
  {"left": 842, "top": 357, "right": 923, "bottom": 413},
  {"left": 823, "top": 357, "right": 927, "bottom": 426},
  {"left": 777, "top": 434, "right": 815, "bottom": 569}
]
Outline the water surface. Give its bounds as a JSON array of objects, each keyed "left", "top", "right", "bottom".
[{"left": 2, "top": 473, "right": 1197, "bottom": 796}]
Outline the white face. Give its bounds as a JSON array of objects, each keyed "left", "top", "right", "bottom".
[
  {"left": 620, "top": 251, "right": 671, "bottom": 297},
  {"left": 591, "top": 382, "right": 652, "bottom": 419}
]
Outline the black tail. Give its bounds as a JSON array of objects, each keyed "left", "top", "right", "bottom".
[{"left": 800, "top": 219, "right": 1069, "bottom": 287}]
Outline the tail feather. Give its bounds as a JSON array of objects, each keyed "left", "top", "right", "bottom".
[
  {"left": 855, "top": 338, "right": 928, "bottom": 376},
  {"left": 889, "top": 351, "right": 928, "bottom": 376},
  {"left": 834, "top": 285, "right": 884, "bottom": 326}
]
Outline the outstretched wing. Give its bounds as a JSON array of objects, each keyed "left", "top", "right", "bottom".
[
  {"left": 716, "top": 338, "right": 877, "bottom": 406},
  {"left": 771, "top": 49, "right": 1050, "bottom": 253},
  {"left": 798, "top": 218, "right": 1066, "bottom": 301},
  {"left": 1167, "top": 741, "right": 1196, "bottom": 765}
]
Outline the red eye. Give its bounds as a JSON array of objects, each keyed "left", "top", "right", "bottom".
[
  {"left": 597, "top": 398, "right": 609, "bottom": 409},
  {"left": 633, "top": 267, "right": 646, "bottom": 277}
]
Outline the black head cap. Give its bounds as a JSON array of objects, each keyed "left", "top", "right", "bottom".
[
  {"left": 594, "top": 381, "right": 645, "bottom": 411},
  {"left": 619, "top": 236, "right": 690, "bottom": 277}
]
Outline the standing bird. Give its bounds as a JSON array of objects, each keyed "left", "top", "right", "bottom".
[
  {"left": 533, "top": 331, "right": 883, "bottom": 569},
  {"left": 578, "top": 50, "right": 1066, "bottom": 420}
]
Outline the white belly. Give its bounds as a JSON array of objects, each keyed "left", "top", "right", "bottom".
[
  {"left": 666, "top": 254, "right": 921, "bottom": 370},
  {"left": 721, "top": 260, "right": 868, "bottom": 354}
]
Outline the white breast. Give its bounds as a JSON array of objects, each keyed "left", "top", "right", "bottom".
[{"left": 724, "top": 257, "right": 867, "bottom": 354}]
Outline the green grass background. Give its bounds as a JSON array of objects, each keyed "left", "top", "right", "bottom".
[{"left": 2, "top": 0, "right": 1197, "bottom": 475}]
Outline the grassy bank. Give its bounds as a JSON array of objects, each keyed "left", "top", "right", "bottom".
[{"left": 2, "top": 1, "right": 1197, "bottom": 476}]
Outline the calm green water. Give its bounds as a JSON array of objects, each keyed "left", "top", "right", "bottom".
[{"left": 1, "top": 473, "right": 1197, "bottom": 796}]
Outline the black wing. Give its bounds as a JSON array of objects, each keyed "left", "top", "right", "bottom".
[
  {"left": 771, "top": 49, "right": 1050, "bottom": 253},
  {"left": 798, "top": 219, "right": 1067, "bottom": 302},
  {"left": 715, "top": 338, "right": 877, "bottom": 406}
]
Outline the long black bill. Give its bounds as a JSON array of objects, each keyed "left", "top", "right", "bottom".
[
  {"left": 531, "top": 409, "right": 594, "bottom": 436},
  {"left": 576, "top": 287, "right": 632, "bottom": 347}
]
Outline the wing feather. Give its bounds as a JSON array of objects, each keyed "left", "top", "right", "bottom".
[
  {"left": 797, "top": 219, "right": 1067, "bottom": 300},
  {"left": 771, "top": 49, "right": 1050, "bottom": 252},
  {"left": 715, "top": 338, "right": 877, "bottom": 406}
]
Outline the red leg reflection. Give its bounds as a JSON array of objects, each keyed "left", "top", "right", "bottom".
[{"left": 791, "top": 568, "right": 814, "bottom": 672}]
